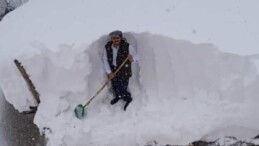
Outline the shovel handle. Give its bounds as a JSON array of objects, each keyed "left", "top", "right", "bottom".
[
  {"left": 113, "top": 55, "right": 130, "bottom": 75},
  {"left": 84, "top": 56, "right": 130, "bottom": 106}
]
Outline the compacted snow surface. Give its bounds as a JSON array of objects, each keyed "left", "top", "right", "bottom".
[{"left": 0, "top": 0, "right": 259, "bottom": 146}]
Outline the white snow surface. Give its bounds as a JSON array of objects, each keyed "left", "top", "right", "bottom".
[{"left": 0, "top": 0, "right": 259, "bottom": 146}]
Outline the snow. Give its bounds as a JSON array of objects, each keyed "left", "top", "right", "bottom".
[{"left": 0, "top": 0, "right": 259, "bottom": 146}]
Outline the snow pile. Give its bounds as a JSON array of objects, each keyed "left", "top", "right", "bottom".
[
  {"left": 0, "top": 0, "right": 259, "bottom": 146},
  {"left": 1, "top": 32, "right": 259, "bottom": 146}
]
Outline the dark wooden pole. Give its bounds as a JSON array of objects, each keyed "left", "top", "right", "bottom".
[{"left": 14, "top": 59, "right": 40, "bottom": 104}]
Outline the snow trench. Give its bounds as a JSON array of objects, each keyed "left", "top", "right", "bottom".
[{"left": 1, "top": 32, "right": 259, "bottom": 146}]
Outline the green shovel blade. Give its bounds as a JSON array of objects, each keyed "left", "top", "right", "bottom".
[{"left": 74, "top": 104, "right": 87, "bottom": 119}]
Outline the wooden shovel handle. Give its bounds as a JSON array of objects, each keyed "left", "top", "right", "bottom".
[{"left": 84, "top": 56, "right": 130, "bottom": 106}]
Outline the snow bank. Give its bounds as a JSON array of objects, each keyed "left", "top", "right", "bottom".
[
  {"left": 1, "top": 0, "right": 259, "bottom": 145},
  {"left": 1, "top": 32, "right": 259, "bottom": 145}
]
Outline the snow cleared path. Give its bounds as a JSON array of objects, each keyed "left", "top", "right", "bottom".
[{"left": 0, "top": 89, "right": 44, "bottom": 146}]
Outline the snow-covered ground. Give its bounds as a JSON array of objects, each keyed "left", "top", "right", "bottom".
[{"left": 0, "top": 0, "right": 259, "bottom": 146}]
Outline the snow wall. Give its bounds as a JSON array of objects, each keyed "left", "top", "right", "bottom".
[{"left": 1, "top": 32, "right": 259, "bottom": 146}]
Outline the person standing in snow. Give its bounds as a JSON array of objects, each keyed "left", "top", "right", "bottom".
[{"left": 102, "top": 30, "right": 138, "bottom": 111}]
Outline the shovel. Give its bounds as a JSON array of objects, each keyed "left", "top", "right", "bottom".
[{"left": 74, "top": 56, "right": 130, "bottom": 119}]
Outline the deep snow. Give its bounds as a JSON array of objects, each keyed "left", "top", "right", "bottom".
[
  {"left": 0, "top": 0, "right": 259, "bottom": 146},
  {"left": 1, "top": 32, "right": 259, "bottom": 145}
]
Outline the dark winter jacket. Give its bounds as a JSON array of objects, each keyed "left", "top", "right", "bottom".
[{"left": 105, "top": 40, "right": 132, "bottom": 79}]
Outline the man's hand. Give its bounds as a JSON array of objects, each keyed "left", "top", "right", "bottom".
[
  {"left": 128, "top": 54, "right": 134, "bottom": 62},
  {"left": 108, "top": 72, "right": 115, "bottom": 80}
]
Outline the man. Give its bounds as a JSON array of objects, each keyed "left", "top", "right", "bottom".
[{"left": 102, "top": 30, "right": 138, "bottom": 111}]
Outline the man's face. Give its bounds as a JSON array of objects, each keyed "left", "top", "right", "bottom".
[{"left": 111, "top": 35, "right": 121, "bottom": 46}]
